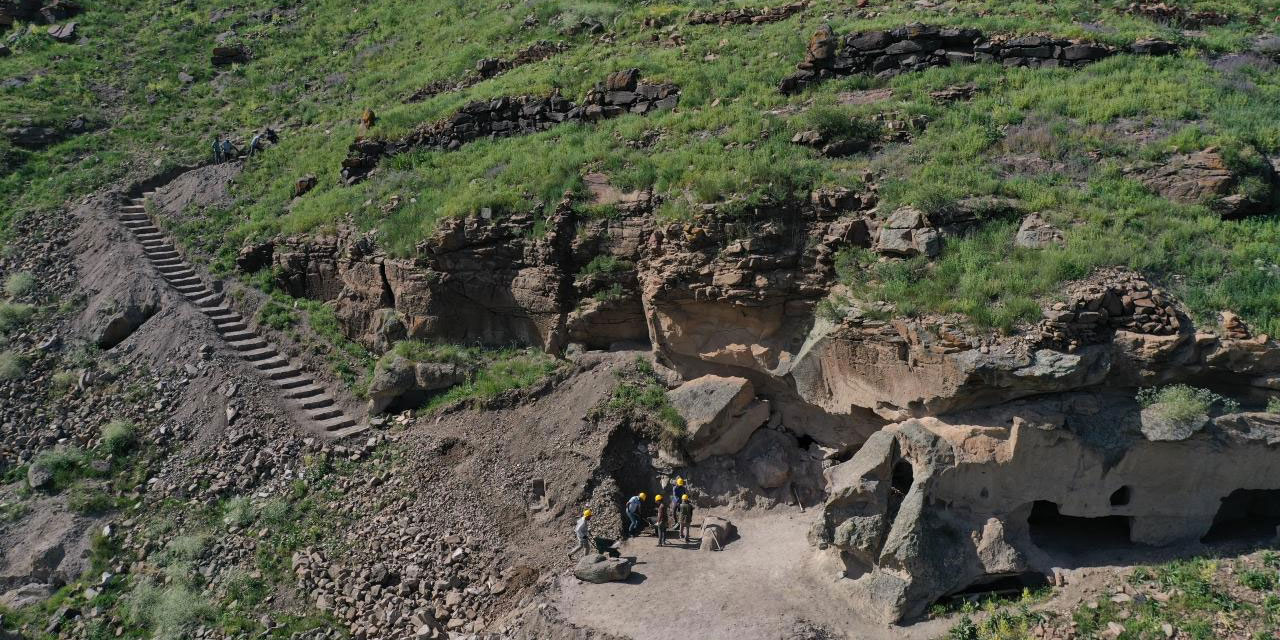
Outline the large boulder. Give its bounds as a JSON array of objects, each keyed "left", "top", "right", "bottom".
[
  {"left": 92, "top": 300, "right": 159, "bottom": 349},
  {"left": 668, "top": 375, "right": 770, "bottom": 461},
  {"left": 367, "top": 355, "right": 468, "bottom": 415},
  {"left": 0, "top": 583, "right": 53, "bottom": 609},
  {"left": 699, "top": 516, "right": 737, "bottom": 551},
  {"left": 1013, "top": 213, "right": 1064, "bottom": 249},
  {"left": 573, "top": 554, "right": 632, "bottom": 583},
  {"left": 1139, "top": 147, "right": 1276, "bottom": 218}
]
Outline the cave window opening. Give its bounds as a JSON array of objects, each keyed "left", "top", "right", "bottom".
[
  {"left": 1200, "top": 489, "right": 1280, "bottom": 544},
  {"left": 1110, "top": 486, "right": 1131, "bottom": 507},
  {"left": 885, "top": 460, "right": 914, "bottom": 524},
  {"left": 1028, "top": 500, "right": 1131, "bottom": 555},
  {"left": 939, "top": 572, "right": 1050, "bottom": 606}
]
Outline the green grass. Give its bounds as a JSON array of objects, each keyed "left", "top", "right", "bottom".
[
  {"left": 101, "top": 420, "right": 139, "bottom": 456},
  {"left": 4, "top": 272, "right": 35, "bottom": 298},
  {"left": 0, "top": 350, "right": 24, "bottom": 380},
  {"left": 0, "top": 0, "right": 1274, "bottom": 337},
  {"left": 0, "top": 302, "right": 34, "bottom": 333},
  {"left": 598, "top": 357, "right": 687, "bottom": 447},
  {"left": 423, "top": 347, "right": 562, "bottom": 411},
  {"left": 1137, "top": 384, "right": 1241, "bottom": 420},
  {"left": 255, "top": 300, "right": 298, "bottom": 330}
]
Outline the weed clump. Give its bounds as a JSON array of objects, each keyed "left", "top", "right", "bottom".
[
  {"left": 4, "top": 272, "right": 35, "bottom": 298},
  {"left": 101, "top": 420, "right": 138, "bottom": 456},
  {"left": 0, "top": 351, "right": 24, "bottom": 380}
]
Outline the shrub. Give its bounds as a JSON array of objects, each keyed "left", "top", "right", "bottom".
[
  {"left": 4, "top": 272, "right": 35, "bottom": 298},
  {"left": 67, "top": 482, "right": 115, "bottom": 515},
  {"left": 222, "top": 496, "right": 254, "bottom": 528},
  {"left": 1267, "top": 397, "right": 1280, "bottom": 414},
  {"left": 32, "top": 446, "right": 92, "bottom": 489},
  {"left": 1136, "top": 385, "right": 1240, "bottom": 420},
  {"left": 0, "top": 302, "right": 34, "bottom": 333},
  {"left": 101, "top": 420, "right": 138, "bottom": 456},
  {"left": 798, "top": 106, "right": 882, "bottom": 144},
  {"left": 125, "top": 580, "right": 217, "bottom": 640},
  {"left": 388, "top": 340, "right": 480, "bottom": 366},
  {"left": 256, "top": 300, "right": 297, "bottom": 330},
  {"left": 50, "top": 370, "right": 79, "bottom": 397},
  {"left": 1240, "top": 569, "right": 1276, "bottom": 591},
  {"left": 0, "top": 351, "right": 23, "bottom": 380},
  {"left": 578, "top": 255, "right": 633, "bottom": 278}
]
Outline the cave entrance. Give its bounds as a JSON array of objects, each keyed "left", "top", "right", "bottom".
[
  {"left": 939, "top": 572, "right": 1050, "bottom": 607},
  {"left": 1028, "top": 500, "right": 1131, "bottom": 556},
  {"left": 885, "top": 460, "right": 914, "bottom": 524},
  {"left": 1200, "top": 489, "right": 1280, "bottom": 544}
]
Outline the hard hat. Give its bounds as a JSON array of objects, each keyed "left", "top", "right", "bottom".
[
  {"left": 639, "top": 492, "right": 647, "bottom": 501},
  {"left": 655, "top": 495, "right": 663, "bottom": 502},
  {"left": 583, "top": 509, "right": 592, "bottom": 518},
  {"left": 676, "top": 477, "right": 685, "bottom": 486}
]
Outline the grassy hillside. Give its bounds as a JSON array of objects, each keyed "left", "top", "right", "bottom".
[{"left": 3, "top": 0, "right": 1280, "bottom": 333}]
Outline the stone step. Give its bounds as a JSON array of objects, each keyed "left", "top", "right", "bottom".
[
  {"left": 284, "top": 384, "right": 324, "bottom": 399},
  {"left": 147, "top": 250, "right": 179, "bottom": 260},
  {"left": 192, "top": 292, "right": 224, "bottom": 308},
  {"left": 228, "top": 338, "right": 269, "bottom": 353},
  {"left": 174, "top": 283, "right": 206, "bottom": 294},
  {"left": 151, "top": 256, "right": 183, "bottom": 266},
  {"left": 135, "top": 231, "right": 163, "bottom": 239},
  {"left": 272, "top": 375, "right": 313, "bottom": 390},
  {"left": 159, "top": 267, "right": 196, "bottom": 279},
  {"left": 215, "top": 320, "right": 249, "bottom": 333},
  {"left": 121, "top": 219, "right": 152, "bottom": 228},
  {"left": 307, "top": 406, "right": 344, "bottom": 421},
  {"left": 208, "top": 312, "right": 243, "bottom": 325},
  {"left": 314, "top": 415, "right": 359, "bottom": 433},
  {"left": 220, "top": 329, "right": 257, "bottom": 342},
  {"left": 297, "top": 395, "right": 333, "bottom": 411},
  {"left": 121, "top": 205, "right": 145, "bottom": 213},
  {"left": 120, "top": 214, "right": 149, "bottom": 222},
  {"left": 261, "top": 365, "right": 301, "bottom": 381},
  {"left": 167, "top": 275, "right": 202, "bottom": 287},
  {"left": 240, "top": 346, "right": 278, "bottom": 361},
  {"left": 255, "top": 356, "right": 293, "bottom": 373}
]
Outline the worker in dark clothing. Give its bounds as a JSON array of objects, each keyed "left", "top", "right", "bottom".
[
  {"left": 678, "top": 496, "right": 694, "bottom": 543},
  {"left": 219, "top": 138, "right": 237, "bottom": 161},
  {"left": 654, "top": 495, "right": 669, "bottom": 546},
  {"left": 265, "top": 127, "right": 279, "bottom": 144},
  {"left": 212, "top": 137, "right": 223, "bottom": 163}
]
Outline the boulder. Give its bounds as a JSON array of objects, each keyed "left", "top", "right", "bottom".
[
  {"left": 92, "top": 300, "right": 159, "bottom": 349},
  {"left": 668, "top": 375, "right": 769, "bottom": 461},
  {"left": 573, "top": 554, "right": 632, "bottom": 583},
  {"left": 875, "top": 206, "right": 941, "bottom": 258},
  {"left": 235, "top": 241, "right": 274, "bottom": 273},
  {"left": 27, "top": 461, "right": 53, "bottom": 490},
  {"left": 294, "top": 173, "right": 318, "bottom": 198},
  {"left": 366, "top": 355, "right": 467, "bottom": 415},
  {"left": 699, "top": 516, "right": 737, "bottom": 551},
  {"left": 1139, "top": 405, "right": 1208, "bottom": 442},
  {"left": 0, "top": 583, "right": 53, "bottom": 609},
  {"left": 1139, "top": 147, "right": 1276, "bottom": 218},
  {"left": 1013, "top": 213, "right": 1064, "bottom": 249},
  {"left": 5, "top": 125, "right": 60, "bottom": 149},
  {"left": 47, "top": 22, "right": 75, "bottom": 42}
]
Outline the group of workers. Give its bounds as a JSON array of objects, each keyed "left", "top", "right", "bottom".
[
  {"left": 212, "top": 128, "right": 279, "bottom": 163},
  {"left": 571, "top": 477, "right": 696, "bottom": 558}
]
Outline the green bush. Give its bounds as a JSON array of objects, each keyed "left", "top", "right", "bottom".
[
  {"left": 1267, "top": 397, "right": 1280, "bottom": 414},
  {"left": 0, "top": 351, "right": 24, "bottom": 380},
  {"left": 578, "top": 255, "right": 633, "bottom": 278},
  {"left": 0, "top": 302, "right": 34, "bottom": 333},
  {"left": 125, "top": 580, "right": 217, "bottom": 640},
  {"left": 1137, "top": 385, "right": 1240, "bottom": 421},
  {"left": 101, "top": 420, "right": 138, "bottom": 456},
  {"left": 256, "top": 300, "right": 297, "bottom": 330},
  {"left": 67, "top": 482, "right": 115, "bottom": 515},
  {"left": 222, "top": 496, "right": 255, "bottom": 528},
  {"left": 49, "top": 370, "right": 79, "bottom": 397},
  {"left": 31, "top": 446, "right": 92, "bottom": 489},
  {"left": 798, "top": 105, "right": 882, "bottom": 144},
  {"left": 387, "top": 340, "right": 480, "bottom": 366},
  {"left": 4, "top": 272, "right": 35, "bottom": 298},
  {"left": 1240, "top": 569, "right": 1276, "bottom": 591}
]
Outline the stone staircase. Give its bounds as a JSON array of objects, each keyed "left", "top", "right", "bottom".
[{"left": 118, "top": 190, "right": 366, "bottom": 439}]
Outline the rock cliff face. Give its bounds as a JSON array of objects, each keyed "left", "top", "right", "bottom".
[{"left": 249, "top": 184, "right": 1280, "bottom": 450}]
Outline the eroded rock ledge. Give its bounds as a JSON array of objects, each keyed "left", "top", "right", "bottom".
[
  {"left": 343, "top": 69, "right": 680, "bottom": 184},
  {"left": 780, "top": 23, "right": 1179, "bottom": 94}
]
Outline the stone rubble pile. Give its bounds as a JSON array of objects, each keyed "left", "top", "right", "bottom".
[
  {"left": 688, "top": 1, "right": 808, "bottom": 26},
  {"left": 1036, "top": 270, "right": 1184, "bottom": 350},
  {"left": 343, "top": 69, "right": 679, "bottom": 184},
  {"left": 407, "top": 40, "right": 568, "bottom": 102},
  {"left": 780, "top": 23, "right": 1179, "bottom": 94}
]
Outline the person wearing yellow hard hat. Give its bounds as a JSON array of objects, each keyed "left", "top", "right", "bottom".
[
  {"left": 654, "top": 494, "right": 670, "bottom": 546},
  {"left": 669, "top": 476, "right": 688, "bottom": 508},
  {"left": 625, "top": 492, "right": 647, "bottom": 537},
  {"left": 569, "top": 508, "right": 593, "bottom": 559}
]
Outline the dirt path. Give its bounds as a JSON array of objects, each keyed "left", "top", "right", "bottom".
[{"left": 556, "top": 507, "right": 953, "bottom": 640}]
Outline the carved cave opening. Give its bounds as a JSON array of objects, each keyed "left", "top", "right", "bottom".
[
  {"left": 1201, "top": 489, "right": 1280, "bottom": 544},
  {"left": 1028, "top": 500, "right": 1131, "bottom": 556}
]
